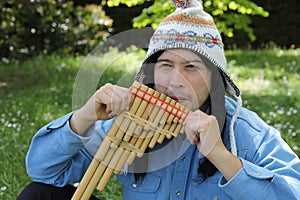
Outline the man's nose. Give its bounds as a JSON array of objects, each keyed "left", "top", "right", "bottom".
[{"left": 170, "top": 69, "right": 185, "bottom": 88}]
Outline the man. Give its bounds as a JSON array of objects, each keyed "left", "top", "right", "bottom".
[{"left": 18, "top": 0, "right": 300, "bottom": 199}]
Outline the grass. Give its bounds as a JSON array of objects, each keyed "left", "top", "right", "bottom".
[
  {"left": 0, "top": 48, "right": 299, "bottom": 199},
  {"left": 226, "top": 49, "right": 300, "bottom": 152}
]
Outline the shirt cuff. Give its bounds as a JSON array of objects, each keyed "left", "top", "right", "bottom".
[{"left": 218, "top": 158, "right": 274, "bottom": 199}]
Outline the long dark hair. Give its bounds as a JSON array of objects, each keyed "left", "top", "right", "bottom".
[{"left": 196, "top": 54, "right": 227, "bottom": 181}]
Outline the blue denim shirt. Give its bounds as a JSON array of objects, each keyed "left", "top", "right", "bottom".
[{"left": 26, "top": 97, "right": 300, "bottom": 199}]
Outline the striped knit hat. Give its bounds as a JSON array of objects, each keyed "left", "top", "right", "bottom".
[{"left": 135, "top": 0, "right": 242, "bottom": 156}]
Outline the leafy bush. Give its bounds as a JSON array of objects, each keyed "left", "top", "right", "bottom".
[
  {"left": 106, "top": 0, "right": 269, "bottom": 42},
  {"left": 0, "top": 0, "right": 112, "bottom": 62}
]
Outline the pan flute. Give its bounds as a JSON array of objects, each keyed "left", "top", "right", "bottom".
[{"left": 72, "top": 81, "right": 190, "bottom": 200}]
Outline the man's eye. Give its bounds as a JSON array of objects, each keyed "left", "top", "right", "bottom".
[
  {"left": 185, "top": 64, "right": 197, "bottom": 69},
  {"left": 160, "top": 63, "right": 172, "bottom": 68},
  {"left": 186, "top": 64, "right": 195, "bottom": 68}
]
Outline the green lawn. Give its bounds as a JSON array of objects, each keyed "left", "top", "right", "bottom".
[{"left": 0, "top": 48, "right": 299, "bottom": 199}]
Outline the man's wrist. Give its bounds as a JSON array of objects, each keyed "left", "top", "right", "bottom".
[
  {"left": 207, "top": 148, "right": 242, "bottom": 181},
  {"left": 69, "top": 110, "right": 95, "bottom": 136}
]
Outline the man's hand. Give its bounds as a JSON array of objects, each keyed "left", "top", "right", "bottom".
[
  {"left": 184, "top": 110, "right": 225, "bottom": 157},
  {"left": 70, "top": 83, "right": 132, "bottom": 135},
  {"left": 184, "top": 110, "right": 242, "bottom": 181}
]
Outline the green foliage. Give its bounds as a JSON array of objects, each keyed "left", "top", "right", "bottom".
[
  {"left": 204, "top": 0, "right": 268, "bottom": 41},
  {"left": 106, "top": 0, "right": 269, "bottom": 41},
  {"left": 1, "top": 49, "right": 299, "bottom": 199},
  {"left": 0, "top": 0, "right": 112, "bottom": 62},
  {"left": 132, "top": 0, "right": 175, "bottom": 29},
  {"left": 105, "top": 0, "right": 147, "bottom": 7}
]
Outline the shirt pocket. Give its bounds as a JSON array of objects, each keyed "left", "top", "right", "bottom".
[
  {"left": 192, "top": 173, "right": 231, "bottom": 200},
  {"left": 117, "top": 173, "right": 161, "bottom": 199}
]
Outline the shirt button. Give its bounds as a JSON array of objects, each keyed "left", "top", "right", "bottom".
[
  {"left": 254, "top": 172, "right": 260, "bottom": 176},
  {"left": 132, "top": 183, "right": 137, "bottom": 188},
  {"left": 176, "top": 190, "right": 181, "bottom": 195},
  {"left": 181, "top": 156, "right": 186, "bottom": 161}
]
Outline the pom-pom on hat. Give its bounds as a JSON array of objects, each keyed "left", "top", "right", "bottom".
[{"left": 136, "top": 0, "right": 242, "bottom": 156}]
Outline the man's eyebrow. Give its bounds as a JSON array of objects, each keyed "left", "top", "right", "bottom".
[
  {"left": 157, "top": 59, "right": 203, "bottom": 63},
  {"left": 186, "top": 59, "right": 203, "bottom": 63},
  {"left": 157, "top": 59, "right": 171, "bottom": 62}
]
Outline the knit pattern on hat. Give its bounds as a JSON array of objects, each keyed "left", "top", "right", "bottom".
[{"left": 153, "top": 14, "right": 223, "bottom": 48}]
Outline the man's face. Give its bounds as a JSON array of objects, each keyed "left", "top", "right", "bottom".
[{"left": 154, "top": 49, "right": 211, "bottom": 111}]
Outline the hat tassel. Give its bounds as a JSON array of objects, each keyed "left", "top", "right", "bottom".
[{"left": 229, "top": 95, "right": 242, "bottom": 156}]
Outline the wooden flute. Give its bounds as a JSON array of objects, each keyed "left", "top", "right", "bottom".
[{"left": 72, "top": 81, "right": 190, "bottom": 200}]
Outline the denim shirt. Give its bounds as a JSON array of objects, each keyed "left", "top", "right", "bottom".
[{"left": 25, "top": 97, "right": 300, "bottom": 199}]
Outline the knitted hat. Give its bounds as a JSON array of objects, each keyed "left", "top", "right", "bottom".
[{"left": 135, "top": 0, "right": 242, "bottom": 156}]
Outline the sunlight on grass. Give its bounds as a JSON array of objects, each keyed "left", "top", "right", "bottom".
[
  {"left": 226, "top": 48, "right": 300, "bottom": 153},
  {"left": 1, "top": 49, "right": 299, "bottom": 199}
]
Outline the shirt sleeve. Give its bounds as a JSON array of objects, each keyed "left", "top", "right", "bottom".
[
  {"left": 218, "top": 127, "right": 300, "bottom": 199},
  {"left": 25, "top": 112, "right": 100, "bottom": 186}
]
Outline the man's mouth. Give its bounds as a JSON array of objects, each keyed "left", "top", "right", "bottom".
[{"left": 168, "top": 95, "right": 188, "bottom": 103}]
